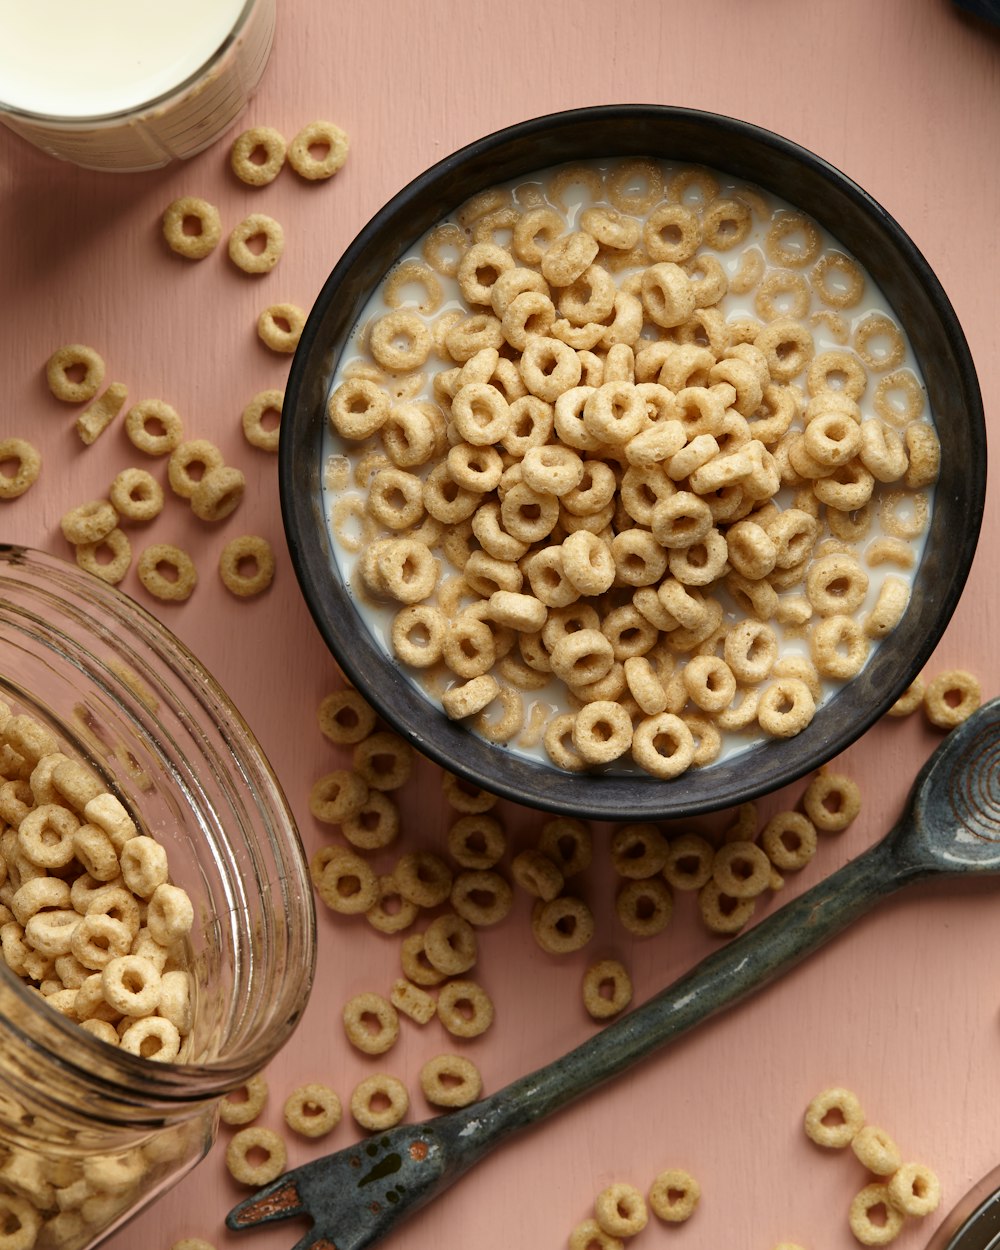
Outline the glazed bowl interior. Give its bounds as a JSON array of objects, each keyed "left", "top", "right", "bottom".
[{"left": 280, "top": 104, "right": 985, "bottom": 821}]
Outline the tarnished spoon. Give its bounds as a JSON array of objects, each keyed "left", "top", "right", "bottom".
[{"left": 228, "top": 697, "right": 1000, "bottom": 1250}]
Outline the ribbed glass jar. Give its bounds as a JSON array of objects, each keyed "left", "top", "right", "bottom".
[{"left": 0, "top": 545, "right": 316, "bottom": 1249}]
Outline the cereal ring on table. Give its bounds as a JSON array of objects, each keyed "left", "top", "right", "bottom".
[
  {"left": 257, "top": 302, "right": 306, "bottom": 353},
  {"left": 610, "top": 824, "right": 669, "bottom": 880},
  {"left": 60, "top": 499, "right": 118, "bottom": 544},
  {"left": 419, "top": 1054, "right": 483, "bottom": 1109},
  {"left": 423, "top": 913, "right": 477, "bottom": 976},
  {"left": 568, "top": 1219, "right": 623, "bottom": 1250},
  {"left": 136, "top": 543, "right": 197, "bottom": 602},
  {"left": 532, "top": 894, "right": 595, "bottom": 953},
  {"left": 511, "top": 849, "right": 564, "bottom": 900},
  {"left": 124, "top": 399, "right": 184, "bottom": 456},
  {"left": 572, "top": 700, "right": 633, "bottom": 766},
  {"left": 317, "top": 688, "right": 377, "bottom": 745},
  {"left": 757, "top": 678, "right": 815, "bottom": 739},
  {"left": 437, "top": 979, "right": 494, "bottom": 1038},
  {"left": 226, "top": 1126, "right": 287, "bottom": 1187},
  {"left": 848, "top": 1183, "right": 905, "bottom": 1245},
  {"left": 228, "top": 212, "right": 284, "bottom": 274},
  {"left": 851, "top": 1125, "right": 902, "bottom": 1176},
  {"left": 631, "top": 713, "right": 695, "bottom": 780},
  {"left": 390, "top": 977, "right": 436, "bottom": 1023},
  {"left": 616, "top": 877, "right": 673, "bottom": 937},
  {"left": 119, "top": 1015, "right": 182, "bottom": 1061},
  {"left": 350, "top": 1075, "right": 408, "bottom": 1132},
  {"left": 166, "top": 438, "right": 224, "bottom": 499},
  {"left": 761, "top": 812, "right": 817, "bottom": 871},
  {"left": 366, "top": 875, "right": 419, "bottom": 935},
  {"left": 888, "top": 1162, "right": 941, "bottom": 1217},
  {"left": 342, "top": 991, "right": 400, "bottom": 1056},
  {"left": 283, "top": 1083, "right": 341, "bottom": 1138},
  {"left": 230, "top": 124, "right": 286, "bottom": 185},
  {"left": 353, "top": 731, "right": 413, "bottom": 792},
  {"left": 46, "top": 342, "right": 105, "bottom": 403},
  {"left": 538, "top": 816, "right": 592, "bottom": 878},
  {"left": 162, "top": 196, "right": 221, "bottom": 260},
  {"left": 312, "top": 846, "right": 378, "bottom": 915},
  {"left": 810, "top": 616, "right": 869, "bottom": 681},
  {"left": 888, "top": 675, "right": 925, "bottom": 718},
  {"left": 442, "top": 773, "right": 498, "bottom": 817},
  {"left": 582, "top": 958, "right": 633, "bottom": 1021},
  {"left": 450, "top": 869, "right": 513, "bottom": 927},
  {"left": 219, "top": 534, "right": 275, "bottom": 599},
  {"left": 190, "top": 465, "right": 247, "bottom": 521},
  {"left": 0, "top": 437, "right": 42, "bottom": 501},
  {"left": 308, "top": 769, "right": 368, "bottom": 824},
  {"left": 595, "top": 1182, "right": 648, "bottom": 1238},
  {"left": 75, "top": 527, "right": 132, "bottom": 585},
  {"left": 662, "top": 834, "right": 714, "bottom": 891},
  {"left": 712, "top": 841, "right": 771, "bottom": 900},
  {"left": 241, "top": 388, "right": 283, "bottom": 453},
  {"left": 399, "top": 933, "right": 446, "bottom": 987},
  {"left": 648, "top": 1168, "right": 701, "bottom": 1223},
  {"left": 109, "top": 468, "right": 163, "bottom": 523},
  {"left": 342, "top": 791, "right": 399, "bottom": 851},
  {"left": 287, "top": 120, "right": 349, "bottom": 180},
  {"left": 804, "top": 1086, "right": 864, "bottom": 1147},
  {"left": 394, "top": 851, "right": 452, "bottom": 909},
  {"left": 698, "top": 879, "right": 756, "bottom": 935},
  {"left": 924, "top": 669, "right": 981, "bottom": 730}
]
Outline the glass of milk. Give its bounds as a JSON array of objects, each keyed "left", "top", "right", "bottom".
[{"left": 0, "top": 0, "right": 275, "bottom": 171}]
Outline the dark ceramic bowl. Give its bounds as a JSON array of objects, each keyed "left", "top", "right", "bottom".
[{"left": 280, "top": 105, "right": 986, "bottom": 821}]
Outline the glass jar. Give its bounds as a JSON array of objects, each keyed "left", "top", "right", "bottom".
[
  {"left": 0, "top": 545, "right": 316, "bottom": 1249},
  {"left": 0, "top": 0, "right": 275, "bottom": 171}
]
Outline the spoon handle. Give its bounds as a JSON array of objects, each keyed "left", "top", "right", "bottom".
[{"left": 447, "top": 824, "right": 924, "bottom": 1156}]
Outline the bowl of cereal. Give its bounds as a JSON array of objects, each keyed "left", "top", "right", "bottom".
[
  {"left": 0, "top": 545, "right": 315, "bottom": 1249},
  {"left": 279, "top": 105, "right": 985, "bottom": 820}
]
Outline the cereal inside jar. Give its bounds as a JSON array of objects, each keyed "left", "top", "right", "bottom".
[{"left": 320, "top": 158, "right": 939, "bottom": 781}]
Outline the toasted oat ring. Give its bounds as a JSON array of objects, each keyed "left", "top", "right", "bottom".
[
  {"left": 342, "top": 991, "right": 400, "bottom": 1056},
  {"left": 230, "top": 125, "right": 287, "bottom": 185},
  {"left": 854, "top": 312, "right": 906, "bottom": 372},
  {"left": 810, "top": 615, "right": 869, "bottom": 680},
  {"left": 257, "top": 302, "right": 307, "bottom": 353},
  {"left": 167, "top": 438, "right": 225, "bottom": 499},
  {"left": 631, "top": 713, "right": 695, "bottom": 780},
  {"left": 811, "top": 250, "right": 865, "bottom": 308},
  {"left": 702, "top": 196, "right": 753, "bottom": 249},
  {"left": 437, "top": 978, "right": 494, "bottom": 1037},
  {"left": 366, "top": 875, "right": 419, "bottom": 935},
  {"left": 852, "top": 1125, "right": 902, "bottom": 1176},
  {"left": 288, "top": 120, "right": 349, "bottom": 180},
  {"left": 125, "top": 399, "right": 184, "bottom": 456},
  {"left": 761, "top": 811, "right": 817, "bottom": 871},
  {"left": 450, "top": 869, "right": 513, "bottom": 927},
  {"left": 219, "top": 1073, "right": 269, "bottom": 1126},
  {"left": 648, "top": 1168, "right": 701, "bottom": 1223},
  {"left": 0, "top": 438, "right": 42, "bottom": 500},
  {"left": 219, "top": 535, "right": 275, "bottom": 598},
  {"left": 46, "top": 343, "right": 105, "bottom": 403},
  {"left": 393, "top": 851, "right": 453, "bottom": 909},
  {"left": 532, "top": 895, "right": 595, "bottom": 954},
  {"left": 423, "top": 913, "right": 478, "bottom": 976},
  {"left": 662, "top": 833, "right": 714, "bottom": 891},
  {"left": 595, "top": 1182, "right": 648, "bottom": 1238},
  {"left": 229, "top": 213, "right": 285, "bottom": 274},
  {"left": 568, "top": 1219, "right": 622, "bottom": 1250},
  {"left": 350, "top": 1074, "right": 409, "bottom": 1131},
  {"left": 582, "top": 958, "right": 633, "bottom": 1020},
  {"left": 108, "top": 468, "right": 163, "bottom": 523},
  {"left": 804, "top": 1086, "right": 864, "bottom": 1147},
  {"left": 226, "top": 1126, "right": 287, "bottom": 1186},
  {"left": 191, "top": 465, "right": 245, "bottom": 522},
  {"left": 241, "top": 389, "right": 283, "bottom": 452},
  {"left": 136, "top": 543, "right": 197, "bottom": 602},
  {"left": 924, "top": 669, "right": 981, "bottom": 730},
  {"left": 162, "top": 196, "right": 222, "bottom": 260},
  {"left": 848, "top": 1183, "right": 905, "bottom": 1245},
  {"left": 317, "top": 688, "right": 377, "bottom": 745},
  {"left": 615, "top": 877, "right": 674, "bottom": 937},
  {"left": 607, "top": 157, "right": 665, "bottom": 214},
  {"left": 888, "top": 676, "right": 926, "bottom": 718},
  {"left": 60, "top": 499, "right": 118, "bottom": 544},
  {"left": 610, "top": 823, "right": 669, "bottom": 880},
  {"left": 420, "top": 1054, "right": 483, "bottom": 1108},
  {"left": 765, "top": 211, "right": 822, "bottom": 267},
  {"left": 887, "top": 1162, "right": 941, "bottom": 1217},
  {"left": 75, "top": 528, "right": 132, "bottom": 585},
  {"left": 757, "top": 678, "right": 815, "bottom": 739},
  {"left": 370, "top": 311, "right": 432, "bottom": 372},
  {"left": 283, "top": 1082, "right": 341, "bottom": 1138},
  {"left": 755, "top": 270, "right": 811, "bottom": 323},
  {"left": 572, "top": 700, "right": 633, "bottom": 766}
]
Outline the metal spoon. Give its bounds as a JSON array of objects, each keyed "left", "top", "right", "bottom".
[{"left": 228, "top": 697, "right": 1000, "bottom": 1250}]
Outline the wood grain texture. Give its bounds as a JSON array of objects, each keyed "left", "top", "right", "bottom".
[{"left": 1, "top": 1, "right": 998, "bottom": 1247}]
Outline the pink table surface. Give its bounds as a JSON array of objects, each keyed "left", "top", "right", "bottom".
[{"left": 2, "top": 2, "right": 1000, "bottom": 1248}]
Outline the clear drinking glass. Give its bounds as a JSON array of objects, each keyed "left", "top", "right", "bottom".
[
  {"left": 0, "top": 0, "right": 275, "bottom": 172},
  {"left": 0, "top": 545, "right": 316, "bottom": 1249}
]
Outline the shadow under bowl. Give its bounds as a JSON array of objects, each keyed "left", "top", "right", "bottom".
[{"left": 279, "top": 104, "right": 986, "bottom": 821}]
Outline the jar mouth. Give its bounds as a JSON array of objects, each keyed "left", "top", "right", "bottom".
[{"left": 0, "top": 545, "right": 316, "bottom": 1113}]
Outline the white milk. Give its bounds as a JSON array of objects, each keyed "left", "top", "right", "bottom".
[
  {"left": 321, "top": 159, "right": 935, "bottom": 772},
  {"left": 0, "top": 0, "right": 273, "bottom": 170}
]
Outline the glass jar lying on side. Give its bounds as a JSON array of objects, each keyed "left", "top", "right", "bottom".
[{"left": 0, "top": 545, "right": 316, "bottom": 1250}]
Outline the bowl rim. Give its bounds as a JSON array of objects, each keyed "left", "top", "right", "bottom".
[{"left": 280, "top": 103, "right": 986, "bottom": 821}]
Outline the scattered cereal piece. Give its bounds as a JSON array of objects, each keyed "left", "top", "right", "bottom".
[
  {"left": 648, "top": 1168, "right": 701, "bottom": 1223},
  {"left": 887, "top": 676, "right": 925, "bottom": 717},
  {"left": 924, "top": 669, "right": 981, "bottom": 730},
  {"left": 350, "top": 1074, "right": 409, "bottom": 1131},
  {"left": 317, "top": 688, "right": 377, "bottom": 745},
  {"left": 167, "top": 438, "right": 226, "bottom": 499},
  {"left": 582, "top": 958, "right": 633, "bottom": 1020},
  {"left": 76, "top": 382, "right": 127, "bottom": 445},
  {"left": 46, "top": 343, "right": 105, "bottom": 403},
  {"left": 125, "top": 399, "right": 184, "bottom": 455},
  {"left": 225, "top": 1126, "right": 287, "bottom": 1187},
  {"left": 804, "top": 1087, "right": 865, "bottom": 1148},
  {"left": 419, "top": 1053, "right": 483, "bottom": 1108},
  {"left": 283, "top": 1082, "right": 342, "bottom": 1138},
  {"left": 0, "top": 437, "right": 42, "bottom": 500},
  {"left": 441, "top": 771, "right": 498, "bottom": 815},
  {"left": 257, "top": 302, "right": 307, "bottom": 353},
  {"left": 136, "top": 544, "right": 198, "bottom": 602},
  {"left": 242, "top": 389, "right": 283, "bottom": 452},
  {"left": 109, "top": 468, "right": 164, "bottom": 523},
  {"left": 230, "top": 125, "right": 287, "bottom": 186},
  {"left": 218, "top": 1073, "right": 268, "bottom": 1126},
  {"left": 75, "top": 527, "right": 132, "bottom": 585},
  {"left": 308, "top": 768, "right": 368, "bottom": 824},
  {"left": 342, "top": 991, "right": 400, "bottom": 1055},
  {"left": 162, "top": 195, "right": 222, "bottom": 260},
  {"left": 595, "top": 1182, "right": 648, "bottom": 1238},
  {"left": 389, "top": 978, "right": 436, "bottom": 1024},
  {"left": 802, "top": 770, "right": 861, "bottom": 833},
  {"left": 60, "top": 500, "right": 118, "bottom": 545},
  {"left": 887, "top": 1162, "right": 941, "bottom": 1217},
  {"left": 532, "top": 894, "right": 595, "bottom": 952},
  {"left": 437, "top": 979, "right": 494, "bottom": 1038},
  {"left": 190, "top": 464, "right": 246, "bottom": 522},
  {"left": 852, "top": 1125, "right": 902, "bottom": 1176},
  {"left": 229, "top": 212, "right": 285, "bottom": 274},
  {"left": 287, "top": 120, "right": 349, "bottom": 181},
  {"left": 311, "top": 846, "right": 378, "bottom": 914},
  {"left": 219, "top": 535, "right": 275, "bottom": 597},
  {"left": 848, "top": 1182, "right": 905, "bottom": 1245},
  {"left": 446, "top": 813, "right": 506, "bottom": 869},
  {"left": 569, "top": 1218, "right": 624, "bottom": 1250}
]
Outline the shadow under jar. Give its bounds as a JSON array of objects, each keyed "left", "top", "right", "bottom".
[{"left": 0, "top": 545, "right": 316, "bottom": 1250}]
